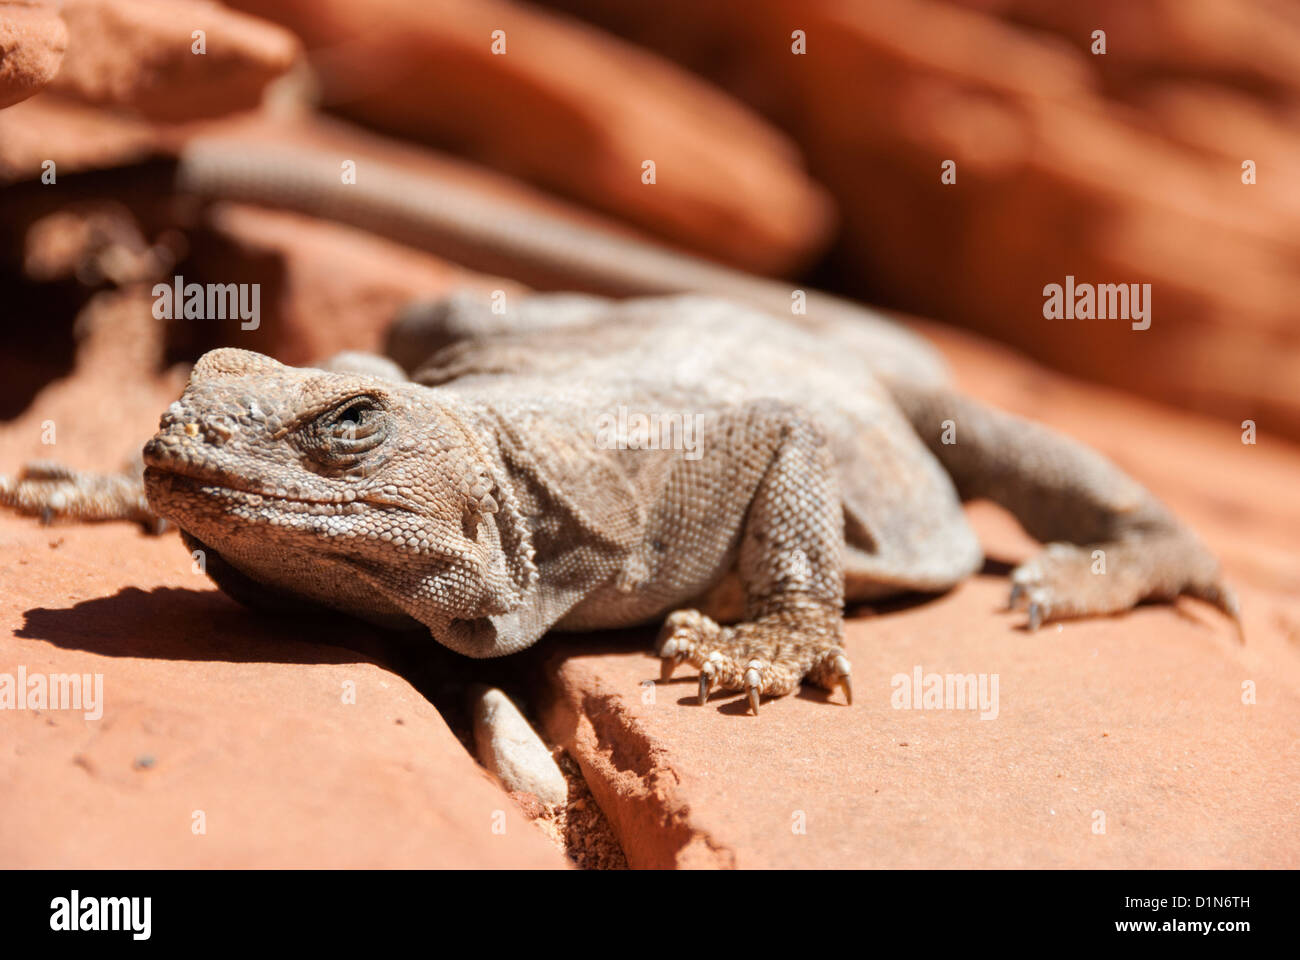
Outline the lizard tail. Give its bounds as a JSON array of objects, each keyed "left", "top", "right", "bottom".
[{"left": 170, "top": 134, "right": 940, "bottom": 379}]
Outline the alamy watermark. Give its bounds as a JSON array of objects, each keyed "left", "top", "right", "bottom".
[
  {"left": 595, "top": 406, "right": 704, "bottom": 460},
  {"left": 1043, "top": 275, "right": 1150, "bottom": 330},
  {"left": 50, "top": 891, "right": 150, "bottom": 940},
  {"left": 891, "top": 665, "right": 999, "bottom": 720},
  {"left": 152, "top": 274, "right": 260, "bottom": 330},
  {"left": 0, "top": 666, "right": 103, "bottom": 720}
]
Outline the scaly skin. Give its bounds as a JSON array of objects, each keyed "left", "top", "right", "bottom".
[{"left": 7, "top": 293, "right": 1222, "bottom": 714}]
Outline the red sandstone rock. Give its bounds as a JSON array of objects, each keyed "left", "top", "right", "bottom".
[
  {"left": 0, "top": 95, "right": 159, "bottom": 183},
  {"left": 49, "top": 0, "right": 299, "bottom": 121},
  {"left": 0, "top": 0, "right": 299, "bottom": 179},
  {"left": 544, "top": 0, "right": 1300, "bottom": 437},
  {"left": 222, "top": 0, "right": 834, "bottom": 276},
  {"left": 0, "top": 0, "right": 66, "bottom": 110},
  {"left": 0, "top": 514, "right": 568, "bottom": 868},
  {"left": 544, "top": 566, "right": 1300, "bottom": 868},
  {"left": 949, "top": 0, "right": 1300, "bottom": 103}
]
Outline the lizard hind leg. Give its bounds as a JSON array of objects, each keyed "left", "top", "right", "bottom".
[{"left": 894, "top": 385, "right": 1241, "bottom": 637}]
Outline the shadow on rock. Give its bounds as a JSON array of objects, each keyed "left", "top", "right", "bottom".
[{"left": 18, "top": 585, "right": 399, "bottom": 665}]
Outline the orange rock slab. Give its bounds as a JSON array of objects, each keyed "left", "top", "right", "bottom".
[{"left": 0, "top": 517, "right": 567, "bottom": 868}]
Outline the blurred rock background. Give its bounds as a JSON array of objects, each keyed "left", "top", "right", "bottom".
[
  {"left": 3, "top": 0, "right": 1298, "bottom": 434},
  {"left": 546, "top": 0, "right": 1300, "bottom": 435}
]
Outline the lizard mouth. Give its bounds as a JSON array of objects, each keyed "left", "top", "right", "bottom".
[{"left": 142, "top": 466, "right": 410, "bottom": 514}]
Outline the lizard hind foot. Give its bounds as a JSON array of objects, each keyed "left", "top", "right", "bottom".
[
  {"left": 655, "top": 605, "right": 851, "bottom": 714},
  {"left": 1008, "top": 538, "right": 1242, "bottom": 638}
]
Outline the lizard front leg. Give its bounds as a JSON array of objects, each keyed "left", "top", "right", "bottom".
[
  {"left": 0, "top": 459, "right": 163, "bottom": 532},
  {"left": 657, "top": 407, "right": 851, "bottom": 714}
]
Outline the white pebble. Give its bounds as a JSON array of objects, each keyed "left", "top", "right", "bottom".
[{"left": 471, "top": 686, "right": 567, "bottom": 806}]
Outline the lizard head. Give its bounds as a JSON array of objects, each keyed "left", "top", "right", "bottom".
[{"left": 142, "top": 348, "right": 536, "bottom": 644}]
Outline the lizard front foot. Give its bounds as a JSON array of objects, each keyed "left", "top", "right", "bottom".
[
  {"left": 0, "top": 461, "right": 163, "bottom": 532},
  {"left": 656, "top": 604, "right": 851, "bottom": 714}
]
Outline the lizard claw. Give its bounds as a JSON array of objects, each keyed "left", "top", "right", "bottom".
[
  {"left": 744, "top": 660, "right": 763, "bottom": 715},
  {"left": 656, "top": 610, "right": 713, "bottom": 683},
  {"left": 660, "top": 655, "right": 678, "bottom": 683},
  {"left": 1024, "top": 584, "right": 1052, "bottom": 631},
  {"left": 1008, "top": 582, "right": 1026, "bottom": 610},
  {"left": 834, "top": 654, "right": 853, "bottom": 705},
  {"left": 697, "top": 655, "right": 720, "bottom": 704},
  {"left": 1027, "top": 599, "right": 1045, "bottom": 631},
  {"left": 660, "top": 653, "right": 692, "bottom": 683},
  {"left": 657, "top": 635, "right": 686, "bottom": 681}
]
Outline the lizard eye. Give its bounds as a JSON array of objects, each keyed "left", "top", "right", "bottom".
[
  {"left": 336, "top": 401, "right": 371, "bottom": 426},
  {"left": 325, "top": 395, "right": 381, "bottom": 430},
  {"left": 332, "top": 398, "right": 381, "bottom": 435},
  {"left": 302, "top": 395, "right": 388, "bottom": 467}
]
